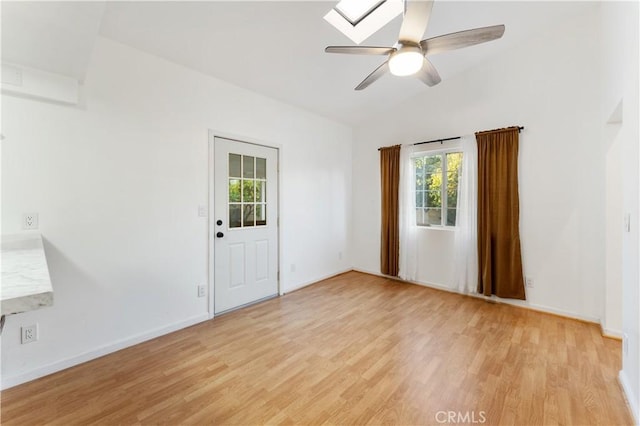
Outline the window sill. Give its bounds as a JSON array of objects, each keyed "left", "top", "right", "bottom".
[{"left": 417, "top": 226, "right": 456, "bottom": 232}]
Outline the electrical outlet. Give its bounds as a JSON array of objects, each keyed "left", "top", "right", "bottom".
[
  {"left": 338, "top": 251, "right": 343, "bottom": 260},
  {"left": 623, "top": 333, "right": 629, "bottom": 355},
  {"left": 22, "top": 213, "right": 39, "bottom": 230},
  {"left": 21, "top": 324, "right": 38, "bottom": 344},
  {"left": 198, "top": 205, "right": 208, "bottom": 217},
  {"left": 290, "top": 264, "right": 296, "bottom": 273},
  {"left": 197, "top": 284, "right": 206, "bottom": 298},
  {"left": 526, "top": 277, "right": 534, "bottom": 288}
]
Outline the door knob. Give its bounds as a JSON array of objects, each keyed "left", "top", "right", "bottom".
[{"left": 216, "top": 232, "right": 224, "bottom": 238}]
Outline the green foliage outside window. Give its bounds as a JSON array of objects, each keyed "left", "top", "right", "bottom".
[{"left": 414, "top": 152, "right": 462, "bottom": 226}]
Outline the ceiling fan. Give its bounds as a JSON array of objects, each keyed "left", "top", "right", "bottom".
[{"left": 325, "top": 0, "right": 505, "bottom": 90}]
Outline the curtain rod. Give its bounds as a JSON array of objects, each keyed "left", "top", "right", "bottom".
[
  {"left": 377, "top": 126, "right": 525, "bottom": 150},
  {"left": 414, "top": 126, "right": 524, "bottom": 146}
]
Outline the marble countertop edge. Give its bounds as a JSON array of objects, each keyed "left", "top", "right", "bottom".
[{"left": 1, "top": 233, "right": 54, "bottom": 316}]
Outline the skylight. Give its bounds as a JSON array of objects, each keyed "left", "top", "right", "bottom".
[
  {"left": 324, "top": 0, "right": 403, "bottom": 45},
  {"left": 334, "top": 0, "right": 386, "bottom": 26}
]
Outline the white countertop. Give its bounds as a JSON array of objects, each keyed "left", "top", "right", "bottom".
[{"left": 1, "top": 234, "right": 54, "bottom": 315}]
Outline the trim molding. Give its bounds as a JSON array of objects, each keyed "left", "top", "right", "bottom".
[
  {"left": 353, "top": 268, "right": 605, "bottom": 328},
  {"left": 1, "top": 313, "right": 209, "bottom": 390},
  {"left": 619, "top": 370, "right": 639, "bottom": 425},
  {"left": 601, "top": 323, "right": 623, "bottom": 340},
  {"left": 283, "top": 269, "right": 353, "bottom": 295}
]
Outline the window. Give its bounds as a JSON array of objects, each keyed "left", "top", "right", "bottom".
[
  {"left": 228, "top": 153, "right": 267, "bottom": 228},
  {"left": 323, "top": 0, "right": 403, "bottom": 44},
  {"left": 414, "top": 151, "right": 462, "bottom": 227}
]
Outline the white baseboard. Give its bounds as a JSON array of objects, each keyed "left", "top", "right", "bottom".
[
  {"left": 619, "top": 370, "right": 639, "bottom": 425},
  {"left": 601, "top": 323, "right": 623, "bottom": 339},
  {"left": 282, "top": 268, "right": 353, "bottom": 294},
  {"left": 0, "top": 313, "right": 209, "bottom": 390},
  {"left": 352, "top": 268, "right": 602, "bottom": 325}
]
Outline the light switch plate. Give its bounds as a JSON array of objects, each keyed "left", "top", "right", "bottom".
[{"left": 624, "top": 213, "right": 631, "bottom": 232}]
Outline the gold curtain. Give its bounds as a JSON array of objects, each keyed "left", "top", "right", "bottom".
[
  {"left": 379, "top": 145, "right": 401, "bottom": 277},
  {"left": 476, "top": 127, "right": 526, "bottom": 299}
]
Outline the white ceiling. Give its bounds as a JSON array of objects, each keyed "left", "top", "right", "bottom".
[{"left": 2, "top": 1, "right": 596, "bottom": 125}]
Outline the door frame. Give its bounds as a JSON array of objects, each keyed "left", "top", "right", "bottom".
[{"left": 207, "top": 129, "right": 282, "bottom": 319}]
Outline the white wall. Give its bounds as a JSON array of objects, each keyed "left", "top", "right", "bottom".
[
  {"left": 352, "top": 7, "right": 606, "bottom": 322},
  {"left": 1, "top": 37, "right": 353, "bottom": 387},
  {"left": 601, "top": 1, "right": 640, "bottom": 422},
  {"left": 604, "top": 124, "right": 623, "bottom": 335}
]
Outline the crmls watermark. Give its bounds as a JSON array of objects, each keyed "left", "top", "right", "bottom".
[{"left": 435, "top": 410, "right": 487, "bottom": 424}]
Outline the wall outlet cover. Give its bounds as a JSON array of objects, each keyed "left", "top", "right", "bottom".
[
  {"left": 197, "top": 284, "right": 206, "bottom": 298},
  {"left": 21, "top": 324, "right": 38, "bottom": 344},
  {"left": 22, "top": 213, "right": 39, "bottom": 230}
]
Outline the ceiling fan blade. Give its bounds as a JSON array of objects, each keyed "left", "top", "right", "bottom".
[
  {"left": 415, "top": 57, "right": 441, "bottom": 87},
  {"left": 325, "top": 46, "right": 395, "bottom": 55},
  {"left": 420, "top": 24, "right": 505, "bottom": 56},
  {"left": 398, "top": 0, "right": 434, "bottom": 43},
  {"left": 355, "top": 61, "right": 389, "bottom": 91}
]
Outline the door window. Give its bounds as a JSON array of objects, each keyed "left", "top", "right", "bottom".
[{"left": 229, "top": 153, "right": 267, "bottom": 228}]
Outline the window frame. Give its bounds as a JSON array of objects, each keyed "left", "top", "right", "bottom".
[
  {"left": 412, "top": 148, "right": 462, "bottom": 229},
  {"left": 228, "top": 153, "right": 268, "bottom": 230}
]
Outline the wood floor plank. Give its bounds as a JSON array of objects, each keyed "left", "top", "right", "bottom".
[{"left": 1, "top": 271, "right": 633, "bottom": 425}]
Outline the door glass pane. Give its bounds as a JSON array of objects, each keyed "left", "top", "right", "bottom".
[
  {"left": 229, "top": 179, "right": 241, "bottom": 202},
  {"left": 256, "top": 181, "right": 266, "bottom": 203},
  {"left": 243, "top": 204, "right": 255, "bottom": 227},
  {"left": 229, "top": 204, "right": 241, "bottom": 228},
  {"left": 228, "top": 154, "right": 268, "bottom": 229},
  {"left": 229, "top": 154, "right": 241, "bottom": 178},
  {"left": 242, "top": 180, "right": 255, "bottom": 202},
  {"left": 243, "top": 156, "right": 255, "bottom": 179},
  {"left": 256, "top": 204, "right": 266, "bottom": 226},
  {"left": 256, "top": 157, "right": 267, "bottom": 179}
]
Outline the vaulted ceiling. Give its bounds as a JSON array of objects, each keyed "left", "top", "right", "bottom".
[{"left": 2, "top": 1, "right": 596, "bottom": 125}]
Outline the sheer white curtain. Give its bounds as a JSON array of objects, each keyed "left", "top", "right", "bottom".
[
  {"left": 453, "top": 135, "right": 478, "bottom": 293},
  {"left": 399, "top": 144, "right": 418, "bottom": 281}
]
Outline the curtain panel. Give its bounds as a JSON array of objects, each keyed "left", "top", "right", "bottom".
[
  {"left": 379, "top": 145, "right": 401, "bottom": 277},
  {"left": 399, "top": 144, "right": 418, "bottom": 281},
  {"left": 453, "top": 135, "right": 479, "bottom": 294},
  {"left": 476, "top": 127, "right": 526, "bottom": 300}
]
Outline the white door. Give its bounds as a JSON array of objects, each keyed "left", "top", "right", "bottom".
[{"left": 213, "top": 137, "right": 279, "bottom": 314}]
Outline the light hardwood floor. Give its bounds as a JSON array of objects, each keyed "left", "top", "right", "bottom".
[{"left": 1, "top": 271, "right": 632, "bottom": 425}]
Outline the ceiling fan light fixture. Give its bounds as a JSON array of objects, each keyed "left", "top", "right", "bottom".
[{"left": 388, "top": 47, "right": 423, "bottom": 76}]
